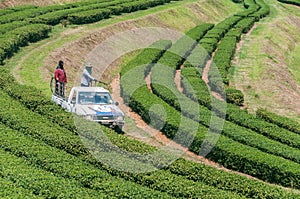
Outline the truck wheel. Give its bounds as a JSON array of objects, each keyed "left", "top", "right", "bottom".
[{"left": 114, "top": 125, "right": 124, "bottom": 134}]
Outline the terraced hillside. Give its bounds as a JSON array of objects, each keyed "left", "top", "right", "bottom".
[{"left": 1, "top": 0, "right": 300, "bottom": 198}]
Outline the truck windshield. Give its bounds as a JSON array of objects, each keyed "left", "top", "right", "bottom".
[{"left": 78, "top": 92, "right": 113, "bottom": 105}]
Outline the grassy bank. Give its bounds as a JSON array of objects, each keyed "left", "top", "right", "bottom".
[{"left": 231, "top": 0, "right": 300, "bottom": 121}]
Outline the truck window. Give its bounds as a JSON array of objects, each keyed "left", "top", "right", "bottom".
[{"left": 78, "top": 92, "right": 113, "bottom": 105}]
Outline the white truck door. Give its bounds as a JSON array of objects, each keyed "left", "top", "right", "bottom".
[{"left": 62, "top": 88, "right": 76, "bottom": 112}]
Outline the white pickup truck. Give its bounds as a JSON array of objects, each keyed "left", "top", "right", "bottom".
[{"left": 52, "top": 86, "right": 125, "bottom": 130}]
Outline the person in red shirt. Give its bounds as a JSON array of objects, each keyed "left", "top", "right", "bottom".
[{"left": 54, "top": 60, "right": 67, "bottom": 97}]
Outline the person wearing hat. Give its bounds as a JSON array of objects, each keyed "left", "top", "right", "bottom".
[{"left": 81, "top": 62, "right": 97, "bottom": 87}]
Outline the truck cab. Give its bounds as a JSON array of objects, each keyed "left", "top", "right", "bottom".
[{"left": 52, "top": 86, "right": 124, "bottom": 130}]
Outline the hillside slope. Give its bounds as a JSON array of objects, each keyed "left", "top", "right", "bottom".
[
  {"left": 1, "top": 0, "right": 300, "bottom": 198},
  {"left": 231, "top": 0, "right": 300, "bottom": 122}
]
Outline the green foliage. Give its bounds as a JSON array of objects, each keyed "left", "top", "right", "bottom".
[
  {"left": 152, "top": 57, "right": 300, "bottom": 166},
  {"left": 0, "top": 178, "right": 42, "bottom": 199},
  {"left": 277, "top": 0, "right": 300, "bottom": 6},
  {"left": 167, "top": 158, "right": 299, "bottom": 199},
  {"left": 197, "top": 0, "right": 270, "bottom": 89},
  {"left": 0, "top": 21, "right": 30, "bottom": 35},
  {"left": 0, "top": 123, "right": 174, "bottom": 198},
  {"left": 120, "top": 36, "right": 300, "bottom": 190},
  {"left": 226, "top": 27, "right": 244, "bottom": 41},
  {"left": 234, "top": 17, "right": 257, "bottom": 33},
  {"left": 68, "top": 0, "right": 173, "bottom": 25},
  {"left": 200, "top": 37, "right": 219, "bottom": 44},
  {"left": 68, "top": 8, "right": 111, "bottom": 24},
  {"left": 1, "top": 0, "right": 299, "bottom": 197},
  {"left": 225, "top": 88, "right": 244, "bottom": 106},
  {"left": 1, "top": 72, "right": 298, "bottom": 198},
  {"left": 0, "top": 5, "right": 37, "bottom": 17},
  {"left": 0, "top": 85, "right": 240, "bottom": 198},
  {"left": 0, "top": 82, "right": 247, "bottom": 198},
  {"left": 199, "top": 42, "right": 217, "bottom": 55},
  {"left": 0, "top": 148, "right": 104, "bottom": 198},
  {"left": 0, "top": 49, "right": 5, "bottom": 65},
  {"left": 0, "top": 24, "right": 51, "bottom": 64},
  {"left": 27, "top": 0, "right": 131, "bottom": 25},
  {"left": 243, "top": 0, "right": 257, "bottom": 8},
  {"left": 0, "top": 0, "right": 178, "bottom": 64},
  {"left": 0, "top": 7, "right": 42, "bottom": 24},
  {"left": 207, "top": 64, "right": 225, "bottom": 94},
  {"left": 126, "top": 67, "right": 300, "bottom": 189},
  {"left": 256, "top": 108, "right": 300, "bottom": 134},
  {"left": 251, "top": 0, "right": 270, "bottom": 18},
  {"left": 212, "top": 36, "right": 237, "bottom": 85},
  {"left": 214, "top": 15, "right": 242, "bottom": 30},
  {"left": 181, "top": 76, "right": 211, "bottom": 107},
  {"left": 204, "top": 28, "right": 227, "bottom": 40},
  {"left": 134, "top": 170, "right": 244, "bottom": 198},
  {"left": 185, "top": 23, "right": 214, "bottom": 41},
  {"left": 0, "top": 67, "right": 76, "bottom": 132},
  {"left": 0, "top": 90, "right": 86, "bottom": 155},
  {"left": 156, "top": 23, "right": 213, "bottom": 70},
  {"left": 184, "top": 44, "right": 209, "bottom": 73},
  {"left": 158, "top": 51, "right": 184, "bottom": 70},
  {"left": 120, "top": 40, "right": 172, "bottom": 103},
  {"left": 226, "top": 103, "right": 300, "bottom": 149},
  {"left": 0, "top": 0, "right": 113, "bottom": 24},
  {"left": 181, "top": 67, "right": 202, "bottom": 78}
]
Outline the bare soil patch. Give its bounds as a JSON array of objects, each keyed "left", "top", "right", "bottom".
[{"left": 202, "top": 51, "right": 225, "bottom": 101}]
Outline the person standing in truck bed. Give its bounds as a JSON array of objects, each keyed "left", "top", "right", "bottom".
[
  {"left": 81, "top": 62, "right": 97, "bottom": 87},
  {"left": 54, "top": 60, "right": 67, "bottom": 97}
]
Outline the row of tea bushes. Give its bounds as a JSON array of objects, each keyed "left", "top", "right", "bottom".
[
  {"left": 151, "top": 56, "right": 300, "bottom": 164},
  {"left": 256, "top": 108, "right": 300, "bottom": 134},
  {"left": 1, "top": 35, "right": 298, "bottom": 197},
  {"left": 31, "top": 0, "right": 142, "bottom": 25},
  {"left": 0, "top": 177, "right": 42, "bottom": 199},
  {"left": 68, "top": 0, "right": 174, "bottom": 25},
  {"left": 0, "top": 147, "right": 104, "bottom": 198},
  {"left": 0, "top": 24, "right": 51, "bottom": 65},
  {"left": 0, "top": 0, "right": 119, "bottom": 24},
  {"left": 197, "top": 0, "right": 269, "bottom": 97},
  {"left": 181, "top": 74, "right": 300, "bottom": 151},
  {"left": 277, "top": 0, "right": 300, "bottom": 6},
  {"left": 0, "top": 89, "right": 246, "bottom": 198},
  {"left": 0, "top": 0, "right": 178, "bottom": 64},
  {"left": 0, "top": 122, "right": 176, "bottom": 198},
  {"left": 120, "top": 38, "right": 300, "bottom": 189},
  {"left": 155, "top": 23, "right": 213, "bottom": 71}
]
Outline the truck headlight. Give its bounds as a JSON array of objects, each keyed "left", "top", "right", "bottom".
[
  {"left": 85, "top": 115, "right": 94, "bottom": 121},
  {"left": 116, "top": 115, "right": 124, "bottom": 121}
]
